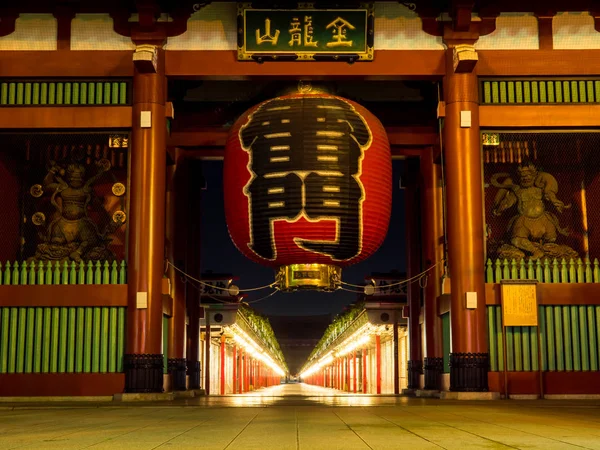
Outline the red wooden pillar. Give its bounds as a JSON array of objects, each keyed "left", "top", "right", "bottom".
[
  {"left": 232, "top": 345, "right": 237, "bottom": 394},
  {"left": 166, "top": 156, "right": 188, "bottom": 392},
  {"left": 240, "top": 350, "right": 245, "bottom": 393},
  {"left": 353, "top": 351, "right": 358, "bottom": 393},
  {"left": 376, "top": 335, "right": 382, "bottom": 394},
  {"left": 220, "top": 335, "right": 225, "bottom": 395},
  {"left": 362, "top": 348, "right": 368, "bottom": 393},
  {"left": 444, "top": 47, "right": 488, "bottom": 391},
  {"left": 125, "top": 48, "right": 167, "bottom": 393},
  {"left": 421, "top": 146, "right": 445, "bottom": 390},
  {"left": 338, "top": 358, "right": 342, "bottom": 390}
]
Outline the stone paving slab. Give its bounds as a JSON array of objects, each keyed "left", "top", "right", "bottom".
[{"left": 1, "top": 384, "right": 600, "bottom": 449}]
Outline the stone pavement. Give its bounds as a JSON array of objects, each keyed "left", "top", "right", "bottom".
[{"left": 1, "top": 383, "right": 600, "bottom": 449}]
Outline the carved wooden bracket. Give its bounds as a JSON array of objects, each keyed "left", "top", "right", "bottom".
[
  {"left": 453, "top": 44, "right": 478, "bottom": 73},
  {"left": 110, "top": 2, "right": 194, "bottom": 46},
  {"left": 0, "top": 10, "right": 18, "bottom": 37}
]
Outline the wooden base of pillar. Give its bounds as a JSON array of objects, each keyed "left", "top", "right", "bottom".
[
  {"left": 449, "top": 353, "right": 489, "bottom": 392},
  {"left": 424, "top": 357, "right": 444, "bottom": 390},
  {"left": 168, "top": 358, "right": 187, "bottom": 391},
  {"left": 124, "top": 354, "right": 164, "bottom": 393},
  {"left": 186, "top": 359, "right": 201, "bottom": 389},
  {"left": 407, "top": 360, "right": 423, "bottom": 390}
]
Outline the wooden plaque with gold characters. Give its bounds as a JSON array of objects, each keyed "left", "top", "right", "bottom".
[
  {"left": 237, "top": 3, "right": 374, "bottom": 62},
  {"left": 501, "top": 280, "right": 538, "bottom": 327}
]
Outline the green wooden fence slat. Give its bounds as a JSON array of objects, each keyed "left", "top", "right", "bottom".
[
  {"left": 499, "top": 82, "right": 507, "bottom": 103},
  {"left": 522, "top": 327, "right": 531, "bottom": 371},
  {"left": 109, "top": 307, "right": 118, "bottom": 373},
  {"left": 571, "top": 305, "right": 581, "bottom": 371},
  {"left": 16, "top": 83, "right": 24, "bottom": 105},
  {"left": 119, "top": 82, "right": 127, "bottom": 104},
  {"left": 42, "top": 307, "right": 52, "bottom": 373},
  {"left": 589, "top": 306, "right": 598, "bottom": 371},
  {"left": 513, "top": 326, "right": 522, "bottom": 371},
  {"left": 24, "top": 308, "right": 35, "bottom": 373},
  {"left": 33, "top": 307, "right": 43, "bottom": 373},
  {"left": 84, "top": 308, "right": 93, "bottom": 373},
  {"left": 58, "top": 308, "right": 68, "bottom": 373},
  {"left": 546, "top": 306, "right": 555, "bottom": 370},
  {"left": 7, "top": 308, "right": 18, "bottom": 373},
  {"left": 24, "top": 83, "right": 32, "bottom": 105},
  {"left": 88, "top": 83, "right": 95, "bottom": 105},
  {"left": 96, "top": 82, "right": 103, "bottom": 104},
  {"left": 571, "top": 81, "right": 578, "bottom": 103},
  {"left": 32, "top": 83, "right": 40, "bottom": 104},
  {"left": 587, "top": 80, "right": 594, "bottom": 102},
  {"left": 80, "top": 82, "right": 87, "bottom": 104},
  {"left": 531, "top": 325, "right": 539, "bottom": 371},
  {"left": 483, "top": 81, "right": 491, "bottom": 103},
  {"left": 67, "top": 307, "right": 76, "bottom": 372},
  {"left": 111, "top": 82, "right": 119, "bottom": 104},
  {"left": 8, "top": 82, "right": 16, "bottom": 104},
  {"left": 117, "top": 307, "right": 125, "bottom": 372},
  {"left": 48, "top": 83, "right": 56, "bottom": 105},
  {"left": 496, "top": 306, "right": 504, "bottom": 371},
  {"left": 40, "top": 83, "right": 48, "bottom": 104},
  {"left": 76, "top": 307, "right": 84, "bottom": 372},
  {"left": 64, "top": 83, "right": 72, "bottom": 105},
  {"left": 0, "top": 309, "right": 9, "bottom": 373},
  {"left": 579, "top": 306, "right": 589, "bottom": 371},
  {"left": 72, "top": 83, "right": 80, "bottom": 105},
  {"left": 579, "top": 81, "right": 586, "bottom": 103},
  {"left": 506, "top": 327, "right": 514, "bottom": 371},
  {"left": 100, "top": 307, "right": 109, "bottom": 372},
  {"left": 538, "top": 307, "right": 546, "bottom": 370},
  {"left": 488, "top": 306, "right": 498, "bottom": 371},
  {"left": 56, "top": 83, "right": 64, "bottom": 104},
  {"left": 50, "top": 308, "right": 60, "bottom": 372},
  {"left": 1, "top": 83, "right": 8, "bottom": 104},
  {"left": 92, "top": 307, "right": 101, "bottom": 372},
  {"left": 563, "top": 306, "right": 573, "bottom": 371},
  {"left": 16, "top": 308, "right": 27, "bottom": 372},
  {"left": 104, "top": 82, "right": 111, "bottom": 105},
  {"left": 554, "top": 306, "right": 564, "bottom": 371}
]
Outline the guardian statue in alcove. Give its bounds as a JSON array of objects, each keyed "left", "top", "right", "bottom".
[
  {"left": 31, "top": 158, "right": 122, "bottom": 262},
  {"left": 490, "top": 159, "right": 578, "bottom": 261}
]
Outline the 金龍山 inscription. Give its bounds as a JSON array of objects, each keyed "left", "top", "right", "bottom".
[{"left": 238, "top": 5, "right": 373, "bottom": 61}]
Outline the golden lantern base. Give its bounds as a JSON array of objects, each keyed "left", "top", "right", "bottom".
[{"left": 276, "top": 264, "right": 341, "bottom": 292}]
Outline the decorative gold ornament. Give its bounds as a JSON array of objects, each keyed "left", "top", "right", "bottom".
[
  {"left": 276, "top": 263, "right": 341, "bottom": 292},
  {"left": 112, "top": 182, "right": 126, "bottom": 197},
  {"left": 98, "top": 158, "right": 111, "bottom": 171},
  {"left": 108, "top": 135, "right": 129, "bottom": 149},
  {"left": 482, "top": 133, "right": 500, "bottom": 146},
  {"left": 32, "top": 212, "right": 46, "bottom": 226},
  {"left": 113, "top": 210, "right": 126, "bottom": 223},
  {"left": 30, "top": 184, "right": 43, "bottom": 198},
  {"left": 298, "top": 80, "right": 313, "bottom": 94}
]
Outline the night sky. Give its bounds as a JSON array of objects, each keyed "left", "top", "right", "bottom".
[{"left": 200, "top": 159, "right": 406, "bottom": 317}]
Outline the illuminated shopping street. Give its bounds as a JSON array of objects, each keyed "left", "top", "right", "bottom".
[{"left": 1, "top": 384, "right": 600, "bottom": 449}]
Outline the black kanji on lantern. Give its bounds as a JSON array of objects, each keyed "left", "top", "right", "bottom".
[{"left": 240, "top": 96, "right": 371, "bottom": 260}]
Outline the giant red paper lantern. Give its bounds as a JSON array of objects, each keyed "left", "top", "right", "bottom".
[{"left": 224, "top": 93, "right": 391, "bottom": 291}]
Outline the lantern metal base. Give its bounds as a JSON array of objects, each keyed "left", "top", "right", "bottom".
[{"left": 276, "top": 264, "right": 341, "bottom": 292}]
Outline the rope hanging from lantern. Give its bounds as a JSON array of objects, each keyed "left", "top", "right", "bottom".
[
  {"left": 165, "top": 260, "right": 277, "bottom": 293},
  {"left": 338, "top": 259, "right": 444, "bottom": 290}
]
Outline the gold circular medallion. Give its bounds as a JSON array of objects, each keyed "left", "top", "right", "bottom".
[
  {"left": 113, "top": 210, "right": 126, "bottom": 223},
  {"left": 112, "top": 182, "right": 126, "bottom": 197},
  {"left": 98, "top": 158, "right": 112, "bottom": 171},
  {"left": 30, "top": 184, "right": 43, "bottom": 198},
  {"left": 32, "top": 212, "right": 46, "bottom": 226}
]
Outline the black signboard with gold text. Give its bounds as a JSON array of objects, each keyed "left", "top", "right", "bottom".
[{"left": 237, "top": 3, "right": 374, "bottom": 62}]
